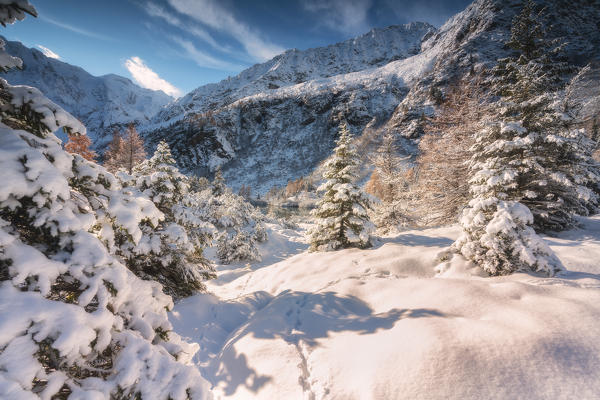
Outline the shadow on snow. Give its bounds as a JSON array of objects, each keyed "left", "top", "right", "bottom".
[{"left": 177, "top": 290, "right": 444, "bottom": 395}]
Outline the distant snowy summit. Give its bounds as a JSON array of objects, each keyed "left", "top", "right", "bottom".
[{"left": 0, "top": 37, "right": 173, "bottom": 148}]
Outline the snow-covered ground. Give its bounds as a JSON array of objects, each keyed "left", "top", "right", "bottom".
[{"left": 171, "top": 218, "right": 600, "bottom": 399}]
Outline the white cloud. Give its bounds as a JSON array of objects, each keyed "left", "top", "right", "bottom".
[
  {"left": 40, "top": 15, "right": 113, "bottom": 41},
  {"left": 303, "top": 0, "right": 372, "bottom": 35},
  {"left": 124, "top": 56, "right": 181, "bottom": 98},
  {"left": 144, "top": 2, "right": 232, "bottom": 54},
  {"left": 170, "top": 36, "right": 242, "bottom": 71},
  {"left": 36, "top": 45, "right": 60, "bottom": 59},
  {"left": 167, "top": 0, "right": 285, "bottom": 61}
]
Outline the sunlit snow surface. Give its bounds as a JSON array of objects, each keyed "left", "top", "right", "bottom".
[{"left": 170, "top": 217, "right": 600, "bottom": 399}]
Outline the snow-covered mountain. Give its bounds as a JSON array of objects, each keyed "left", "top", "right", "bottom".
[
  {"left": 141, "top": 22, "right": 437, "bottom": 185},
  {"left": 141, "top": 0, "right": 600, "bottom": 194},
  {"left": 0, "top": 37, "right": 173, "bottom": 148}
]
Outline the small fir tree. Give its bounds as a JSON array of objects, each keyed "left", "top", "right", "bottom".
[
  {"left": 194, "top": 178, "right": 267, "bottom": 264},
  {"left": 310, "top": 122, "right": 373, "bottom": 251},
  {"left": 450, "top": 122, "right": 565, "bottom": 276},
  {"left": 212, "top": 165, "right": 226, "bottom": 196}
]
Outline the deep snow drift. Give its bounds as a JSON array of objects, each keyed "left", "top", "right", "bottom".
[{"left": 171, "top": 218, "right": 600, "bottom": 399}]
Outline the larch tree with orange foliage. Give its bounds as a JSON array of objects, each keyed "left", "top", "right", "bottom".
[
  {"left": 64, "top": 132, "right": 97, "bottom": 161},
  {"left": 413, "top": 77, "right": 489, "bottom": 226},
  {"left": 103, "top": 124, "right": 146, "bottom": 174},
  {"left": 367, "top": 130, "right": 412, "bottom": 232}
]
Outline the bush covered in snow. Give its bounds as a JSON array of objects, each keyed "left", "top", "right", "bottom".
[
  {"left": 195, "top": 180, "right": 267, "bottom": 264},
  {"left": 310, "top": 122, "right": 373, "bottom": 251}
]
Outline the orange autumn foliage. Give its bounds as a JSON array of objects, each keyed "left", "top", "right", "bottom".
[{"left": 64, "top": 133, "right": 97, "bottom": 161}]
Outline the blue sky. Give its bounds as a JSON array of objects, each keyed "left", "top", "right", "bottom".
[{"left": 3, "top": 0, "right": 471, "bottom": 97}]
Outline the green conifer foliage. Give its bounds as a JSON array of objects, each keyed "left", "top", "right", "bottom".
[{"left": 310, "top": 122, "right": 373, "bottom": 251}]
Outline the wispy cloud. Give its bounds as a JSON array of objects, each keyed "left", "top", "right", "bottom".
[
  {"left": 124, "top": 56, "right": 181, "bottom": 97},
  {"left": 167, "top": 0, "right": 285, "bottom": 61},
  {"left": 303, "top": 0, "right": 373, "bottom": 35},
  {"left": 143, "top": 2, "right": 232, "bottom": 54},
  {"left": 40, "top": 15, "right": 113, "bottom": 41},
  {"left": 170, "top": 36, "right": 242, "bottom": 71},
  {"left": 36, "top": 45, "right": 60, "bottom": 59}
]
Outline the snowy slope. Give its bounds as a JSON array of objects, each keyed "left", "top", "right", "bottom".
[
  {"left": 142, "top": 0, "right": 600, "bottom": 194},
  {"left": 0, "top": 37, "right": 173, "bottom": 147},
  {"left": 171, "top": 217, "right": 600, "bottom": 399}
]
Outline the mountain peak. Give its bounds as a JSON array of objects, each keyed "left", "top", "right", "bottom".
[
  {"left": 0, "top": 38, "right": 173, "bottom": 147},
  {"left": 152, "top": 21, "right": 437, "bottom": 126}
]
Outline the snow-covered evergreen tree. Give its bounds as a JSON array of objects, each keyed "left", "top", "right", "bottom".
[
  {"left": 449, "top": 1, "right": 588, "bottom": 276},
  {"left": 451, "top": 120, "right": 564, "bottom": 276},
  {"left": 0, "top": 4, "right": 210, "bottom": 397},
  {"left": 490, "top": 0, "right": 599, "bottom": 232},
  {"left": 212, "top": 165, "right": 226, "bottom": 196},
  {"left": 195, "top": 182, "right": 267, "bottom": 264},
  {"left": 213, "top": 190, "right": 267, "bottom": 264},
  {"left": 310, "top": 122, "right": 373, "bottom": 251},
  {"left": 130, "top": 140, "right": 216, "bottom": 298},
  {"left": 188, "top": 174, "right": 210, "bottom": 193}
]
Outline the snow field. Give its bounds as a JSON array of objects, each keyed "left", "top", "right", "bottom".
[{"left": 172, "top": 220, "right": 600, "bottom": 399}]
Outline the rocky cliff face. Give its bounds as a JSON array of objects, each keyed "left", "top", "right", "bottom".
[
  {"left": 141, "top": 0, "right": 600, "bottom": 194},
  {"left": 0, "top": 38, "right": 173, "bottom": 148}
]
